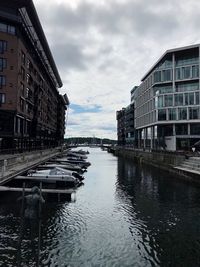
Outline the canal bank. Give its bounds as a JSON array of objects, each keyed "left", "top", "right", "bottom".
[
  {"left": 0, "top": 148, "right": 62, "bottom": 184},
  {"left": 112, "top": 147, "right": 200, "bottom": 185}
]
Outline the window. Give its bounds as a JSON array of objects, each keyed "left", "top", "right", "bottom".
[
  {"left": 158, "top": 109, "right": 167, "bottom": 120},
  {"left": 0, "top": 23, "right": 7, "bottom": 33},
  {"left": 182, "top": 66, "right": 191, "bottom": 79},
  {"left": 162, "top": 69, "right": 172, "bottom": 81},
  {"left": 21, "top": 51, "right": 25, "bottom": 65},
  {"left": 0, "top": 93, "right": 5, "bottom": 103},
  {"left": 169, "top": 108, "right": 177, "bottom": 120},
  {"left": 185, "top": 93, "right": 194, "bottom": 105},
  {"left": 0, "top": 58, "right": 6, "bottom": 71},
  {"left": 178, "top": 107, "right": 187, "bottom": 120},
  {"left": 20, "top": 98, "right": 24, "bottom": 112},
  {"left": 176, "top": 82, "right": 199, "bottom": 92},
  {"left": 153, "top": 85, "right": 173, "bottom": 95},
  {"left": 154, "top": 71, "right": 162, "bottom": 83},
  {"left": 176, "top": 68, "right": 182, "bottom": 80},
  {"left": 7, "top": 25, "right": 15, "bottom": 35},
  {"left": 20, "top": 83, "right": 24, "bottom": 97},
  {"left": 195, "top": 92, "right": 199, "bottom": 105},
  {"left": 192, "top": 65, "right": 199, "bottom": 78},
  {"left": 21, "top": 67, "right": 25, "bottom": 80},
  {"left": 158, "top": 95, "right": 164, "bottom": 107},
  {"left": 175, "top": 94, "right": 183, "bottom": 106},
  {"left": 189, "top": 107, "right": 199, "bottom": 119},
  {"left": 0, "top": 75, "right": 6, "bottom": 88},
  {"left": 175, "top": 124, "right": 188, "bottom": 135},
  {"left": 0, "top": 40, "right": 7, "bottom": 54},
  {"left": 190, "top": 123, "right": 200, "bottom": 135},
  {"left": 164, "top": 95, "right": 173, "bottom": 106},
  {"left": 176, "top": 56, "right": 198, "bottom": 66},
  {"left": 0, "top": 23, "right": 15, "bottom": 35}
]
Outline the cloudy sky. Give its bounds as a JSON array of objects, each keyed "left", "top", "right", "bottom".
[{"left": 34, "top": 0, "right": 200, "bottom": 140}]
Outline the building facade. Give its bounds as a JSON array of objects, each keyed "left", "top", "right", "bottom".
[
  {"left": 134, "top": 44, "right": 200, "bottom": 151},
  {"left": 0, "top": 0, "right": 69, "bottom": 150}
]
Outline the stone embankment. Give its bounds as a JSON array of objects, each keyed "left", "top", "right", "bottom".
[
  {"left": 0, "top": 148, "right": 62, "bottom": 184},
  {"left": 112, "top": 147, "right": 200, "bottom": 185}
]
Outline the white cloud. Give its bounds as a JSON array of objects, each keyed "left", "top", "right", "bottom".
[{"left": 33, "top": 0, "right": 200, "bottom": 139}]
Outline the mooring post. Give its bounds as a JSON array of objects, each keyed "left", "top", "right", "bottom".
[
  {"left": 37, "top": 182, "right": 42, "bottom": 267},
  {"left": 17, "top": 182, "right": 25, "bottom": 267}
]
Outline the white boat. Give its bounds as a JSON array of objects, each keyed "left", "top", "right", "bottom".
[
  {"left": 27, "top": 167, "right": 81, "bottom": 187},
  {"left": 38, "top": 163, "right": 84, "bottom": 173}
]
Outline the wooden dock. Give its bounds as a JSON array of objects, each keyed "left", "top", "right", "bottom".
[{"left": 0, "top": 186, "right": 75, "bottom": 194}]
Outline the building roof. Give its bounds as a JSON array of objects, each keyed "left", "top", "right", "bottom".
[
  {"left": 1, "top": 0, "right": 62, "bottom": 88},
  {"left": 141, "top": 43, "right": 200, "bottom": 81}
]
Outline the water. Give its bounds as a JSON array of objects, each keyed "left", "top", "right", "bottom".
[{"left": 1, "top": 147, "right": 200, "bottom": 266}]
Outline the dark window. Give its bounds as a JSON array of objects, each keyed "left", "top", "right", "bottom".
[
  {"left": 0, "top": 93, "right": 5, "bottom": 103},
  {"left": 158, "top": 109, "right": 167, "bottom": 121},
  {"left": 21, "top": 67, "right": 25, "bottom": 80},
  {"left": 189, "top": 107, "right": 199, "bottom": 119},
  {"left": 0, "top": 40, "right": 7, "bottom": 54},
  {"left": 169, "top": 108, "right": 177, "bottom": 120},
  {"left": 175, "top": 94, "right": 183, "bottom": 106},
  {"left": 175, "top": 124, "right": 188, "bottom": 135},
  {"left": 162, "top": 69, "right": 172, "bottom": 81},
  {"left": 0, "top": 58, "right": 7, "bottom": 71},
  {"left": 154, "top": 71, "right": 162, "bottom": 83},
  {"left": 0, "top": 75, "right": 6, "bottom": 88},
  {"left": 21, "top": 51, "right": 25, "bottom": 65},
  {"left": 178, "top": 108, "right": 187, "bottom": 120},
  {"left": 190, "top": 123, "right": 200, "bottom": 135}
]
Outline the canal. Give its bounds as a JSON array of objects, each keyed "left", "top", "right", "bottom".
[{"left": 1, "top": 147, "right": 200, "bottom": 266}]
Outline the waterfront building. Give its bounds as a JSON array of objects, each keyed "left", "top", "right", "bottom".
[
  {"left": 116, "top": 87, "right": 136, "bottom": 146},
  {"left": 134, "top": 44, "right": 200, "bottom": 151},
  {"left": 116, "top": 108, "right": 126, "bottom": 145},
  {"left": 0, "top": 0, "right": 69, "bottom": 150}
]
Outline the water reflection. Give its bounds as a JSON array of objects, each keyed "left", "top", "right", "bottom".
[
  {"left": 1, "top": 149, "right": 200, "bottom": 266},
  {"left": 116, "top": 156, "right": 200, "bottom": 267}
]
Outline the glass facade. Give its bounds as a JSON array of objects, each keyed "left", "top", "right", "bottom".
[{"left": 134, "top": 45, "right": 200, "bottom": 151}]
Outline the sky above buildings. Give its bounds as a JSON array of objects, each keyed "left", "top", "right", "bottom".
[{"left": 34, "top": 0, "right": 200, "bottom": 140}]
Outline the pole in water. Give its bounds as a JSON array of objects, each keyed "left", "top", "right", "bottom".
[
  {"left": 17, "top": 182, "right": 25, "bottom": 267},
  {"left": 37, "top": 182, "right": 42, "bottom": 267}
]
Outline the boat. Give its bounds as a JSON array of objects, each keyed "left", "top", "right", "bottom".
[
  {"left": 54, "top": 158, "right": 91, "bottom": 168},
  {"left": 38, "top": 162, "right": 85, "bottom": 173},
  {"left": 26, "top": 167, "right": 82, "bottom": 187}
]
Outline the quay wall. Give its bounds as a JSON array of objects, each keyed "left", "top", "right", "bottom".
[
  {"left": 113, "top": 147, "right": 200, "bottom": 185},
  {"left": 0, "top": 148, "right": 61, "bottom": 183}
]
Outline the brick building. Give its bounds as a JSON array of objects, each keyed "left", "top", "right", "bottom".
[{"left": 0, "top": 0, "right": 69, "bottom": 150}]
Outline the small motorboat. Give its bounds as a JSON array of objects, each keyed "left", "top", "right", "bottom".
[{"left": 27, "top": 167, "right": 81, "bottom": 187}]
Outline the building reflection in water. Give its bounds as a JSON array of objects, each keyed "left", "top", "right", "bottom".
[{"left": 116, "top": 156, "right": 200, "bottom": 267}]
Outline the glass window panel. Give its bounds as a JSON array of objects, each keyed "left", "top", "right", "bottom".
[
  {"left": 176, "top": 68, "right": 182, "bottom": 80},
  {"left": 178, "top": 107, "right": 187, "bottom": 120},
  {"left": 153, "top": 85, "right": 173, "bottom": 95},
  {"left": 158, "top": 109, "right": 167, "bottom": 120},
  {"left": 0, "top": 23, "right": 7, "bottom": 33},
  {"left": 189, "top": 107, "right": 199, "bottom": 119},
  {"left": 195, "top": 92, "right": 199, "bottom": 105},
  {"left": 154, "top": 71, "right": 162, "bottom": 83},
  {"left": 192, "top": 65, "right": 199, "bottom": 78},
  {"left": 176, "top": 82, "right": 199, "bottom": 92},
  {"left": 175, "top": 94, "right": 183, "bottom": 106},
  {"left": 182, "top": 66, "right": 191, "bottom": 79},
  {"left": 0, "top": 93, "right": 5, "bottom": 103},
  {"left": 169, "top": 108, "right": 177, "bottom": 120},
  {"left": 176, "top": 56, "right": 199, "bottom": 66},
  {"left": 164, "top": 95, "right": 173, "bottom": 106},
  {"left": 175, "top": 124, "right": 188, "bottom": 135},
  {"left": 162, "top": 69, "right": 172, "bottom": 81},
  {"left": 0, "top": 40, "right": 7, "bottom": 54},
  {"left": 158, "top": 96, "right": 164, "bottom": 107},
  {"left": 190, "top": 123, "right": 200, "bottom": 135}
]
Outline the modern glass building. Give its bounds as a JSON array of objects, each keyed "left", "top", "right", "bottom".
[{"left": 134, "top": 44, "right": 200, "bottom": 151}]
